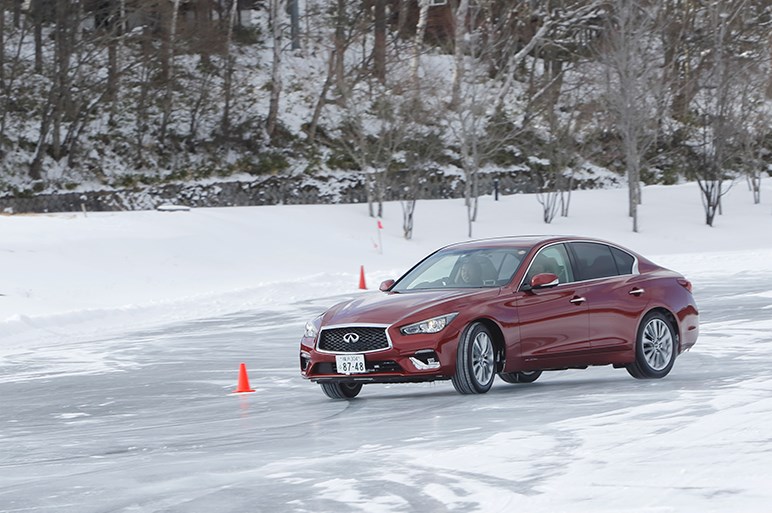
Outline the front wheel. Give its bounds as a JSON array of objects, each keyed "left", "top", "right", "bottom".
[
  {"left": 452, "top": 322, "right": 496, "bottom": 394},
  {"left": 320, "top": 382, "right": 362, "bottom": 399},
  {"left": 499, "top": 370, "right": 542, "bottom": 384},
  {"left": 627, "top": 312, "right": 677, "bottom": 379}
]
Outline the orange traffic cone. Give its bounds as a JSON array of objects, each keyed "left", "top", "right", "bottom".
[
  {"left": 234, "top": 363, "right": 255, "bottom": 393},
  {"left": 358, "top": 265, "right": 367, "bottom": 290}
]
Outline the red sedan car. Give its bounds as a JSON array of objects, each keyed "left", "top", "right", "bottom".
[{"left": 300, "top": 236, "right": 699, "bottom": 399}]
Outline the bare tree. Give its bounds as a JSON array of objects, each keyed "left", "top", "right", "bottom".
[
  {"left": 598, "top": 0, "right": 665, "bottom": 233},
  {"left": 534, "top": 126, "right": 578, "bottom": 224},
  {"left": 737, "top": 76, "right": 770, "bottom": 206},
  {"left": 447, "top": 0, "right": 608, "bottom": 237},
  {"left": 307, "top": 2, "right": 366, "bottom": 142},
  {"left": 398, "top": 99, "right": 446, "bottom": 239},
  {"left": 338, "top": 85, "right": 408, "bottom": 218},
  {"left": 685, "top": 1, "right": 764, "bottom": 226}
]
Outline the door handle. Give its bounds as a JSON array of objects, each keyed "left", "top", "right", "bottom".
[
  {"left": 628, "top": 288, "right": 645, "bottom": 296},
  {"left": 569, "top": 296, "right": 586, "bottom": 304}
]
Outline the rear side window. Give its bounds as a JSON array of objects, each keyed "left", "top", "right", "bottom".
[
  {"left": 610, "top": 247, "right": 635, "bottom": 275},
  {"left": 571, "top": 242, "right": 619, "bottom": 280}
]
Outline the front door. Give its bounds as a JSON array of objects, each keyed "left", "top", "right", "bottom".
[{"left": 515, "top": 243, "right": 590, "bottom": 364}]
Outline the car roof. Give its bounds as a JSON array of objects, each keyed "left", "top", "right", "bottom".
[
  {"left": 441, "top": 235, "right": 641, "bottom": 254},
  {"left": 441, "top": 235, "right": 577, "bottom": 250}
]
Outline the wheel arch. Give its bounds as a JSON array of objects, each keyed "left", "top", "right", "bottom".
[
  {"left": 472, "top": 317, "right": 507, "bottom": 373},
  {"left": 641, "top": 307, "right": 681, "bottom": 351}
]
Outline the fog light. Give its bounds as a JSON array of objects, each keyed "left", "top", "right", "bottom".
[
  {"left": 409, "top": 350, "right": 440, "bottom": 370},
  {"left": 300, "top": 352, "right": 311, "bottom": 372}
]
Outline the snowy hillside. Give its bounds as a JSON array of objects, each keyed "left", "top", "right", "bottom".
[{"left": 2, "top": 2, "right": 770, "bottom": 211}]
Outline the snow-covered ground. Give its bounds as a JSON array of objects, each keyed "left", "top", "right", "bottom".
[{"left": 1, "top": 182, "right": 772, "bottom": 512}]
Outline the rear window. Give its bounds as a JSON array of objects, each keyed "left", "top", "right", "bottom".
[
  {"left": 611, "top": 247, "right": 635, "bottom": 275},
  {"left": 571, "top": 242, "right": 619, "bottom": 281}
]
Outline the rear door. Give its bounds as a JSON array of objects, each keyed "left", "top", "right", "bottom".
[{"left": 568, "top": 242, "right": 649, "bottom": 352}]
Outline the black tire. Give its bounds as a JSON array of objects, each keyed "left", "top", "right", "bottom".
[
  {"left": 498, "top": 370, "right": 543, "bottom": 384},
  {"left": 452, "top": 322, "right": 496, "bottom": 394},
  {"left": 626, "top": 311, "right": 677, "bottom": 380},
  {"left": 320, "top": 382, "right": 362, "bottom": 399}
]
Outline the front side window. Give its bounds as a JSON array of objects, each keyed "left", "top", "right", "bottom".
[
  {"left": 392, "top": 246, "right": 530, "bottom": 292},
  {"left": 524, "top": 244, "right": 574, "bottom": 285},
  {"left": 571, "top": 242, "right": 619, "bottom": 280}
]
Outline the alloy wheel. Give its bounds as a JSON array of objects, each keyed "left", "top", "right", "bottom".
[
  {"left": 642, "top": 318, "right": 673, "bottom": 371},
  {"left": 472, "top": 331, "right": 494, "bottom": 385}
]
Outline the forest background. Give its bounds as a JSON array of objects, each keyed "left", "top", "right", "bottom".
[{"left": 1, "top": 0, "right": 771, "bottom": 234}]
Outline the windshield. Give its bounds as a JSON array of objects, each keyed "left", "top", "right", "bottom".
[{"left": 392, "top": 246, "right": 531, "bottom": 292}]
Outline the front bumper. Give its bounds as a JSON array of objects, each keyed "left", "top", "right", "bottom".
[{"left": 299, "top": 329, "right": 459, "bottom": 383}]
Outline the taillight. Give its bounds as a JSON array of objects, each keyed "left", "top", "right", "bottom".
[{"left": 677, "top": 278, "right": 692, "bottom": 293}]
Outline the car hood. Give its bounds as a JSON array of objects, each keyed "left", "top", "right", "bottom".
[{"left": 322, "top": 288, "right": 498, "bottom": 327}]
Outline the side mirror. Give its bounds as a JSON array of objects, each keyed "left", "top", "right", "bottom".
[
  {"left": 379, "top": 279, "right": 395, "bottom": 292},
  {"left": 529, "top": 273, "right": 559, "bottom": 290}
]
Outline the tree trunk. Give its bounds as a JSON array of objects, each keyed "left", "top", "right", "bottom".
[
  {"left": 699, "top": 179, "right": 721, "bottom": 227},
  {"left": 160, "top": 0, "right": 181, "bottom": 143},
  {"left": 33, "top": 0, "right": 43, "bottom": 73},
  {"left": 221, "top": 0, "right": 238, "bottom": 134},
  {"left": 267, "top": 0, "right": 285, "bottom": 141},
  {"left": 450, "top": 0, "right": 469, "bottom": 108},
  {"left": 134, "top": 25, "right": 153, "bottom": 166},
  {"left": 30, "top": 99, "right": 54, "bottom": 180},
  {"left": 365, "top": 171, "right": 375, "bottom": 218},
  {"left": 334, "top": 0, "right": 346, "bottom": 97},
  {"left": 411, "top": 1, "right": 430, "bottom": 89},
  {"left": 397, "top": 0, "right": 410, "bottom": 35},
  {"left": 289, "top": 0, "right": 300, "bottom": 50},
  {"left": 560, "top": 189, "right": 572, "bottom": 217},
  {"left": 766, "top": 32, "right": 772, "bottom": 99},
  {"left": 751, "top": 172, "right": 761, "bottom": 204},
  {"left": 51, "top": 0, "right": 73, "bottom": 162},
  {"left": 373, "top": 0, "right": 386, "bottom": 83},
  {"left": 0, "top": 3, "right": 5, "bottom": 90},
  {"left": 13, "top": 0, "right": 21, "bottom": 28},
  {"left": 308, "top": 47, "right": 337, "bottom": 143},
  {"left": 401, "top": 199, "right": 416, "bottom": 240},
  {"left": 470, "top": 172, "right": 479, "bottom": 222}
]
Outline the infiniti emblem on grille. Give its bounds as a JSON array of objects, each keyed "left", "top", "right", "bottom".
[{"left": 342, "top": 332, "right": 360, "bottom": 343}]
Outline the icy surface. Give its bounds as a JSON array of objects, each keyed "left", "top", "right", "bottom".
[{"left": 1, "top": 276, "right": 771, "bottom": 512}]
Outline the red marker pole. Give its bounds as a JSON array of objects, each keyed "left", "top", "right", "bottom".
[{"left": 377, "top": 219, "right": 383, "bottom": 255}]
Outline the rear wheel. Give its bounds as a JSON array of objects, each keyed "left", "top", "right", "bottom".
[
  {"left": 320, "top": 382, "right": 362, "bottom": 399},
  {"left": 499, "top": 370, "right": 542, "bottom": 384},
  {"left": 452, "top": 322, "right": 496, "bottom": 394},
  {"left": 627, "top": 312, "right": 677, "bottom": 379}
]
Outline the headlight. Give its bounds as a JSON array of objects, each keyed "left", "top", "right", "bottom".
[
  {"left": 304, "top": 315, "right": 323, "bottom": 338},
  {"left": 400, "top": 313, "right": 458, "bottom": 335}
]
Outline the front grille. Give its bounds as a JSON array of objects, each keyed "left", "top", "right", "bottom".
[
  {"left": 314, "top": 360, "right": 402, "bottom": 375},
  {"left": 318, "top": 327, "right": 389, "bottom": 353}
]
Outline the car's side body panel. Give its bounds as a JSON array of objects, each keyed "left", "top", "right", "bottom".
[{"left": 514, "top": 284, "right": 590, "bottom": 359}]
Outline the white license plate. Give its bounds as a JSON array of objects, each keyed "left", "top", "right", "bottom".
[{"left": 336, "top": 354, "right": 366, "bottom": 374}]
